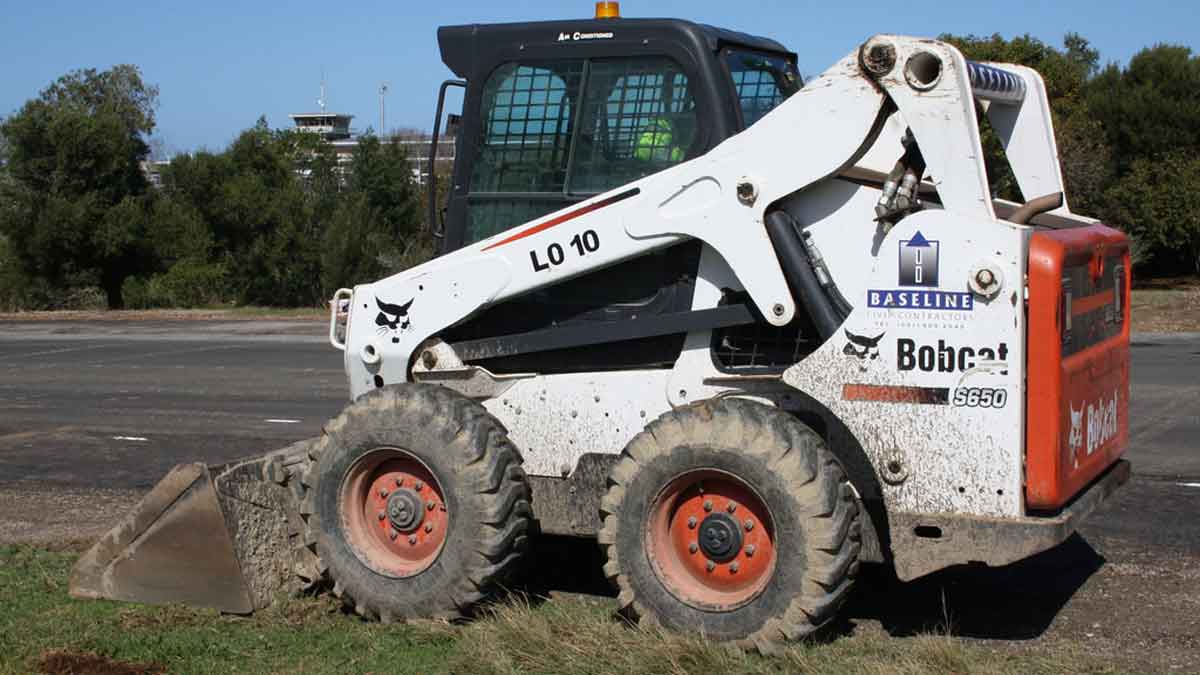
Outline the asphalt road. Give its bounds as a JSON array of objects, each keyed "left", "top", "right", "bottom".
[
  {"left": 0, "top": 321, "right": 1197, "bottom": 668},
  {"left": 0, "top": 321, "right": 344, "bottom": 490}
]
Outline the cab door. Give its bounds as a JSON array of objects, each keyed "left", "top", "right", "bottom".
[{"left": 439, "top": 55, "right": 710, "bottom": 370}]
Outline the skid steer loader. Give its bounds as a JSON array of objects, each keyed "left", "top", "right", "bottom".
[{"left": 72, "top": 5, "right": 1132, "bottom": 647}]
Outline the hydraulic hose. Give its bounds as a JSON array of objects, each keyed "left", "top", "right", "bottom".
[{"left": 764, "top": 210, "right": 844, "bottom": 341}]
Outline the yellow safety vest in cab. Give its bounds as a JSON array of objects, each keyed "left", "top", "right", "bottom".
[{"left": 634, "top": 118, "right": 685, "bottom": 163}]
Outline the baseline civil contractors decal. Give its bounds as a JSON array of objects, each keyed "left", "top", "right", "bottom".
[{"left": 868, "top": 231, "right": 974, "bottom": 311}]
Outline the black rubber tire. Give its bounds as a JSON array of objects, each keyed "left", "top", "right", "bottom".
[
  {"left": 303, "top": 383, "right": 531, "bottom": 622},
  {"left": 599, "top": 398, "right": 861, "bottom": 650}
]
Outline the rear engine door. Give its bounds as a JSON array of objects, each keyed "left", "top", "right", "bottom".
[{"left": 1026, "top": 225, "right": 1130, "bottom": 510}]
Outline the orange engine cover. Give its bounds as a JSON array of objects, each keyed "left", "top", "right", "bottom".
[{"left": 1026, "top": 225, "right": 1130, "bottom": 510}]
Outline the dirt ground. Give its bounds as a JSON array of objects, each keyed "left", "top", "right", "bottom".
[
  {"left": 1132, "top": 277, "right": 1200, "bottom": 332},
  {"left": 0, "top": 482, "right": 141, "bottom": 546}
]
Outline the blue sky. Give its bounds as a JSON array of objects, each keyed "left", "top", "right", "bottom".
[{"left": 2, "top": 1, "right": 1195, "bottom": 153}]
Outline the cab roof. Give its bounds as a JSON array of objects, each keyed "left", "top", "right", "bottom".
[{"left": 438, "top": 17, "right": 794, "bottom": 79}]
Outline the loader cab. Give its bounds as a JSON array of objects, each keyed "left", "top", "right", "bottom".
[
  {"left": 432, "top": 17, "right": 799, "bottom": 251},
  {"left": 427, "top": 15, "right": 800, "bottom": 373}
]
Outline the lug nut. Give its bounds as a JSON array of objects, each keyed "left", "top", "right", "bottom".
[
  {"left": 744, "top": 519, "right": 754, "bottom": 531},
  {"left": 706, "top": 561, "right": 716, "bottom": 572},
  {"left": 703, "top": 500, "right": 713, "bottom": 512},
  {"left": 689, "top": 542, "right": 698, "bottom": 554},
  {"left": 727, "top": 502, "right": 737, "bottom": 513},
  {"left": 746, "top": 545, "right": 756, "bottom": 557},
  {"left": 379, "top": 488, "right": 389, "bottom": 498},
  {"left": 687, "top": 516, "right": 698, "bottom": 529},
  {"left": 730, "top": 562, "right": 740, "bottom": 573},
  {"left": 427, "top": 501, "right": 436, "bottom": 511},
  {"left": 395, "top": 477, "right": 403, "bottom": 487},
  {"left": 389, "top": 530, "right": 398, "bottom": 541},
  {"left": 424, "top": 522, "right": 433, "bottom": 533},
  {"left": 414, "top": 481, "right": 424, "bottom": 491},
  {"left": 408, "top": 535, "right": 418, "bottom": 545},
  {"left": 378, "top": 511, "right": 386, "bottom": 521}
]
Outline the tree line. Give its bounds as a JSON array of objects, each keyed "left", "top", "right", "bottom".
[
  {"left": 944, "top": 33, "right": 1200, "bottom": 275},
  {"left": 0, "top": 67, "right": 429, "bottom": 310},
  {"left": 0, "top": 32, "right": 1197, "bottom": 311}
]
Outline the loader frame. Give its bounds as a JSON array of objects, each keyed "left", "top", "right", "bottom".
[{"left": 73, "top": 27, "right": 1131, "bottom": 616}]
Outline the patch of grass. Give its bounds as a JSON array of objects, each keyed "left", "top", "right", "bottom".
[{"left": 0, "top": 546, "right": 1126, "bottom": 674}]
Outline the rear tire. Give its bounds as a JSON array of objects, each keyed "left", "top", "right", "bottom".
[
  {"left": 306, "top": 384, "right": 531, "bottom": 622},
  {"left": 599, "top": 398, "right": 860, "bottom": 650}
]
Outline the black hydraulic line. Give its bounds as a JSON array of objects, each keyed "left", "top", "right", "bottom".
[
  {"left": 764, "top": 210, "right": 843, "bottom": 341},
  {"left": 797, "top": 228, "right": 855, "bottom": 318}
]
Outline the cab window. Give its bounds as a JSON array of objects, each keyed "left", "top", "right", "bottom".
[
  {"left": 471, "top": 61, "right": 583, "bottom": 194},
  {"left": 724, "top": 49, "right": 801, "bottom": 128},
  {"left": 569, "top": 57, "right": 696, "bottom": 193},
  {"left": 465, "top": 56, "right": 696, "bottom": 245}
]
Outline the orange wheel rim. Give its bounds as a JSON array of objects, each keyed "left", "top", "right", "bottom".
[
  {"left": 646, "top": 469, "right": 776, "bottom": 611},
  {"left": 340, "top": 448, "right": 448, "bottom": 578}
]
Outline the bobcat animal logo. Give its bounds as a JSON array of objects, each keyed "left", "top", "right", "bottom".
[
  {"left": 1068, "top": 402, "right": 1084, "bottom": 452},
  {"left": 843, "top": 329, "right": 885, "bottom": 371},
  {"left": 375, "top": 297, "right": 414, "bottom": 343}
]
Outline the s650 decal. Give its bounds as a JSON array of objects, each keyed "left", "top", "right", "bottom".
[{"left": 952, "top": 387, "right": 1008, "bottom": 408}]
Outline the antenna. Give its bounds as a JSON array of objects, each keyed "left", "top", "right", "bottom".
[
  {"left": 318, "top": 68, "right": 327, "bottom": 113},
  {"left": 379, "top": 81, "right": 390, "bottom": 138}
]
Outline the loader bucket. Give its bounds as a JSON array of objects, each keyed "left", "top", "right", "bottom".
[
  {"left": 70, "top": 463, "right": 254, "bottom": 613},
  {"left": 70, "top": 442, "right": 315, "bottom": 613}
]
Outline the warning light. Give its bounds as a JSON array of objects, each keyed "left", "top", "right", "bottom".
[{"left": 595, "top": 1, "right": 620, "bottom": 18}]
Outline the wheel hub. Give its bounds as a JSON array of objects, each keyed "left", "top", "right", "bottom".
[
  {"left": 647, "top": 469, "right": 776, "bottom": 611},
  {"left": 698, "top": 513, "right": 742, "bottom": 562},
  {"left": 340, "top": 448, "right": 449, "bottom": 578},
  {"left": 386, "top": 489, "right": 424, "bottom": 532}
]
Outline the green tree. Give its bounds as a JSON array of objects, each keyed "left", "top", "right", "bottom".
[
  {"left": 1105, "top": 152, "right": 1200, "bottom": 274},
  {"left": 0, "top": 65, "right": 158, "bottom": 308},
  {"left": 321, "top": 132, "right": 428, "bottom": 292},
  {"left": 1087, "top": 44, "right": 1200, "bottom": 175}
]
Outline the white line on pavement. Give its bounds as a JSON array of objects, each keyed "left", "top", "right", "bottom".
[
  {"left": 266, "top": 419, "right": 302, "bottom": 424},
  {"left": 112, "top": 436, "right": 149, "bottom": 442}
]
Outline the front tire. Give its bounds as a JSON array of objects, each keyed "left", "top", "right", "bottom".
[
  {"left": 599, "top": 398, "right": 860, "bottom": 650},
  {"left": 307, "top": 384, "right": 531, "bottom": 622}
]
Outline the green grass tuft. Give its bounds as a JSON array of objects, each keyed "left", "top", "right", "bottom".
[{"left": 0, "top": 546, "right": 1127, "bottom": 675}]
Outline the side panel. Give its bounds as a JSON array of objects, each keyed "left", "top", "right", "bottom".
[
  {"left": 1026, "top": 226, "right": 1130, "bottom": 510},
  {"left": 785, "top": 208, "right": 1027, "bottom": 518}
]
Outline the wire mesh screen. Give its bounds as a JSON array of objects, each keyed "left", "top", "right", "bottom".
[
  {"left": 724, "top": 50, "right": 800, "bottom": 128},
  {"left": 712, "top": 293, "right": 818, "bottom": 371},
  {"left": 569, "top": 57, "right": 695, "bottom": 194},
  {"left": 472, "top": 61, "right": 583, "bottom": 194}
]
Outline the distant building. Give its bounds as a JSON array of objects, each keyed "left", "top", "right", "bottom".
[
  {"left": 140, "top": 159, "right": 171, "bottom": 188},
  {"left": 288, "top": 112, "right": 456, "bottom": 185},
  {"left": 288, "top": 112, "right": 354, "bottom": 141}
]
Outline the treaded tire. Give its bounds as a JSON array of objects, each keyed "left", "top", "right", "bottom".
[
  {"left": 599, "top": 398, "right": 861, "bottom": 650},
  {"left": 305, "top": 383, "right": 531, "bottom": 622}
]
